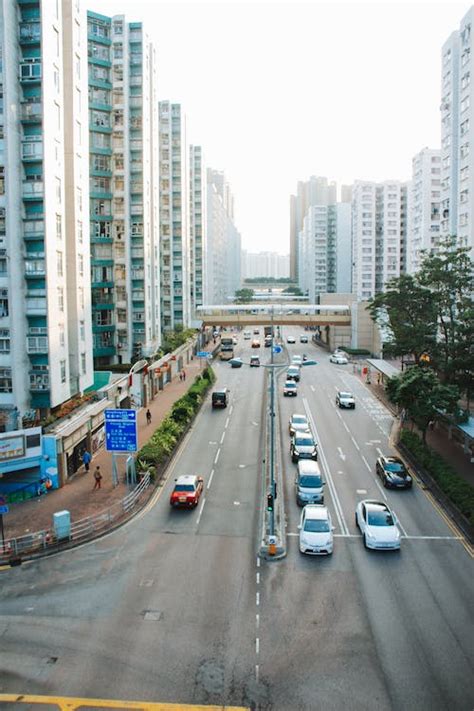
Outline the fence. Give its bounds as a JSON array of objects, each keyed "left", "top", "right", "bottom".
[{"left": 0, "top": 473, "right": 151, "bottom": 564}]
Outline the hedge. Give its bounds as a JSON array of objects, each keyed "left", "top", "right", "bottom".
[
  {"left": 400, "top": 429, "right": 474, "bottom": 522},
  {"left": 342, "top": 347, "right": 371, "bottom": 356},
  {"left": 137, "top": 366, "right": 216, "bottom": 475}
]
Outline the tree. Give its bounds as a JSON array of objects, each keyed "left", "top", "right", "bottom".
[
  {"left": 282, "top": 286, "right": 303, "bottom": 295},
  {"left": 367, "top": 274, "right": 437, "bottom": 363},
  {"left": 387, "top": 366, "right": 459, "bottom": 442},
  {"left": 234, "top": 288, "right": 254, "bottom": 303}
]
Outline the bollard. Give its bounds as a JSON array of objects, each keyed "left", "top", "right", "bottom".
[{"left": 268, "top": 535, "right": 277, "bottom": 556}]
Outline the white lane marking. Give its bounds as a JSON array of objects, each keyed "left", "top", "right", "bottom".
[
  {"left": 310, "top": 385, "right": 315, "bottom": 392},
  {"left": 214, "top": 448, "right": 221, "bottom": 465},
  {"left": 342, "top": 420, "right": 350, "bottom": 433},
  {"left": 375, "top": 479, "right": 388, "bottom": 501},
  {"left": 229, "top": 405, "right": 234, "bottom": 415},
  {"left": 337, "top": 447, "right": 346, "bottom": 461},
  {"left": 395, "top": 513, "right": 408, "bottom": 538},
  {"left": 400, "top": 535, "right": 463, "bottom": 540},
  {"left": 336, "top": 410, "right": 342, "bottom": 420},
  {"left": 256, "top": 613, "right": 260, "bottom": 628},
  {"left": 256, "top": 573, "right": 260, "bottom": 585},
  {"left": 256, "top": 592, "right": 260, "bottom": 606},
  {"left": 256, "top": 665, "right": 259, "bottom": 682},
  {"left": 207, "top": 469, "right": 215, "bottom": 490},
  {"left": 356, "top": 489, "right": 367, "bottom": 495},
  {"left": 286, "top": 532, "right": 299, "bottom": 537},
  {"left": 376, "top": 447, "right": 384, "bottom": 457},
  {"left": 351, "top": 436, "right": 360, "bottom": 451},
  {"left": 256, "top": 557, "right": 260, "bottom": 568},
  {"left": 225, "top": 417, "right": 230, "bottom": 428},
  {"left": 303, "top": 397, "right": 349, "bottom": 536},
  {"left": 362, "top": 455, "right": 371, "bottom": 471},
  {"left": 196, "top": 497, "right": 206, "bottom": 526},
  {"left": 209, "top": 441, "right": 218, "bottom": 445},
  {"left": 370, "top": 439, "right": 381, "bottom": 444},
  {"left": 234, "top": 501, "right": 240, "bottom": 506},
  {"left": 220, "top": 431, "right": 226, "bottom": 444},
  {"left": 256, "top": 638, "right": 260, "bottom": 654}
]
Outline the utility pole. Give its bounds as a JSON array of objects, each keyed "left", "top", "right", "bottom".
[{"left": 269, "top": 304, "right": 275, "bottom": 537}]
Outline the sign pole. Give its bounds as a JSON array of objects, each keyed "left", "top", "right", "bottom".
[{"left": 0, "top": 514, "right": 4, "bottom": 553}]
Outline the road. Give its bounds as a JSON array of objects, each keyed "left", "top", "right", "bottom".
[{"left": 0, "top": 327, "right": 473, "bottom": 711}]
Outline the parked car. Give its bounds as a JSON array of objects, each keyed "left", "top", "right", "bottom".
[
  {"left": 335, "top": 391, "right": 355, "bottom": 409},
  {"left": 376, "top": 456, "right": 413, "bottom": 489},
  {"left": 300, "top": 334, "right": 308, "bottom": 344},
  {"left": 286, "top": 366, "right": 300, "bottom": 382},
  {"left": 289, "top": 413, "right": 310, "bottom": 436},
  {"left": 287, "top": 336, "right": 296, "bottom": 344},
  {"left": 264, "top": 335, "right": 272, "bottom": 347},
  {"left": 290, "top": 432, "right": 318, "bottom": 462},
  {"left": 298, "top": 505, "right": 334, "bottom": 555},
  {"left": 295, "top": 460, "right": 324, "bottom": 505},
  {"left": 250, "top": 355, "right": 260, "bottom": 367},
  {"left": 283, "top": 380, "right": 298, "bottom": 397},
  {"left": 253, "top": 328, "right": 260, "bottom": 335},
  {"left": 251, "top": 339, "right": 260, "bottom": 348},
  {"left": 170, "top": 475, "right": 204, "bottom": 508},
  {"left": 330, "top": 353, "right": 349, "bottom": 364},
  {"left": 355, "top": 500, "right": 401, "bottom": 550}
]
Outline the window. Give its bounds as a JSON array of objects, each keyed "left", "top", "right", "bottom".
[
  {"left": 59, "top": 322, "right": 65, "bottom": 346},
  {"left": 0, "top": 367, "right": 12, "bottom": 392},
  {"left": 55, "top": 177, "right": 61, "bottom": 203},
  {"left": 56, "top": 214, "right": 62, "bottom": 240},
  {"left": 0, "top": 328, "right": 9, "bottom": 353},
  {"left": 20, "top": 61, "right": 41, "bottom": 80},
  {"left": 81, "top": 352, "right": 86, "bottom": 374},
  {"left": 461, "top": 72, "right": 471, "bottom": 90},
  {"left": 58, "top": 287, "right": 64, "bottom": 311},
  {"left": 77, "top": 187, "right": 82, "bottom": 211},
  {"left": 57, "top": 251, "right": 63, "bottom": 276},
  {"left": 461, "top": 118, "right": 470, "bottom": 136},
  {"left": 77, "top": 220, "right": 83, "bottom": 244},
  {"left": 0, "top": 289, "right": 8, "bottom": 317},
  {"left": 78, "top": 254, "right": 83, "bottom": 276},
  {"left": 26, "top": 433, "right": 41, "bottom": 448},
  {"left": 80, "top": 321, "right": 85, "bottom": 340},
  {"left": 461, "top": 95, "right": 470, "bottom": 113},
  {"left": 0, "top": 167, "right": 4, "bottom": 195},
  {"left": 60, "top": 359, "right": 66, "bottom": 383}
]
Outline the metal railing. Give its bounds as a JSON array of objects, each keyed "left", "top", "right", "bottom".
[{"left": 0, "top": 473, "right": 151, "bottom": 563}]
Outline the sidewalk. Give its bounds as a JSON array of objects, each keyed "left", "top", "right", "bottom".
[{"left": 4, "top": 353, "right": 213, "bottom": 542}]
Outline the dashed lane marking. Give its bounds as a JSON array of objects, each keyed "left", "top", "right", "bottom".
[
  {"left": 207, "top": 469, "right": 215, "bottom": 490},
  {"left": 196, "top": 497, "right": 206, "bottom": 526}
]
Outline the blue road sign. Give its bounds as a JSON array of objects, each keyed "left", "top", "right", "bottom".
[
  {"left": 105, "top": 409, "right": 138, "bottom": 452},
  {"left": 197, "top": 351, "right": 209, "bottom": 358},
  {"left": 0, "top": 505, "right": 9, "bottom": 515},
  {"left": 273, "top": 345, "right": 283, "bottom": 354}
]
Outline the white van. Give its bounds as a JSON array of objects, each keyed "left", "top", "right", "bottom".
[{"left": 295, "top": 460, "right": 324, "bottom": 506}]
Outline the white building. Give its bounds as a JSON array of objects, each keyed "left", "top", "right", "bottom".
[
  {"left": 159, "top": 101, "right": 191, "bottom": 331},
  {"left": 189, "top": 145, "right": 207, "bottom": 321},
  {"left": 352, "top": 181, "right": 407, "bottom": 301},
  {"left": 206, "top": 169, "right": 241, "bottom": 304},
  {"left": 0, "top": 0, "right": 93, "bottom": 424},
  {"left": 406, "top": 148, "right": 442, "bottom": 273},
  {"left": 241, "top": 251, "right": 289, "bottom": 279}
]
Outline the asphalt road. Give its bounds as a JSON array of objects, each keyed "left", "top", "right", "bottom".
[{"left": 0, "top": 328, "right": 473, "bottom": 711}]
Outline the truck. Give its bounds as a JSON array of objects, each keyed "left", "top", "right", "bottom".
[{"left": 220, "top": 337, "right": 234, "bottom": 361}]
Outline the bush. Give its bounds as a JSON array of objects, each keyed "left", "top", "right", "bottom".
[
  {"left": 400, "top": 429, "right": 474, "bottom": 522},
  {"left": 342, "top": 348, "right": 371, "bottom": 356}
]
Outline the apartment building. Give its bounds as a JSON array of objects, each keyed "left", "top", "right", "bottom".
[
  {"left": 241, "top": 251, "right": 289, "bottom": 279},
  {"left": 0, "top": 0, "right": 93, "bottom": 425},
  {"left": 406, "top": 148, "right": 442, "bottom": 273},
  {"left": 88, "top": 12, "right": 159, "bottom": 364},
  {"left": 189, "top": 145, "right": 207, "bottom": 319},
  {"left": 206, "top": 169, "right": 241, "bottom": 304},
  {"left": 352, "top": 180, "right": 407, "bottom": 301},
  {"left": 441, "top": 7, "right": 474, "bottom": 252},
  {"left": 159, "top": 101, "right": 190, "bottom": 331}
]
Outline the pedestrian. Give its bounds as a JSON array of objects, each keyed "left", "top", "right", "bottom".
[
  {"left": 146, "top": 408, "right": 152, "bottom": 425},
  {"left": 93, "top": 466, "right": 102, "bottom": 490},
  {"left": 182, "top": 369, "right": 186, "bottom": 381},
  {"left": 82, "top": 449, "right": 91, "bottom": 472}
]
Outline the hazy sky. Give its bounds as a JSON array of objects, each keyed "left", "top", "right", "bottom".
[{"left": 95, "top": 0, "right": 468, "bottom": 254}]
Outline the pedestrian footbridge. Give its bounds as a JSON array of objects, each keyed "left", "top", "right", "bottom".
[{"left": 196, "top": 304, "right": 351, "bottom": 327}]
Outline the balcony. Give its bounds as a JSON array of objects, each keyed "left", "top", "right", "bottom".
[
  {"left": 27, "top": 335, "right": 48, "bottom": 354},
  {"left": 25, "top": 259, "right": 45, "bottom": 277},
  {"left": 23, "top": 181, "right": 44, "bottom": 200},
  {"left": 29, "top": 374, "right": 50, "bottom": 392},
  {"left": 20, "top": 100, "right": 42, "bottom": 123},
  {"left": 19, "top": 22, "right": 41, "bottom": 44}
]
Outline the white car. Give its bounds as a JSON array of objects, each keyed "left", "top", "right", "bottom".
[
  {"left": 330, "top": 353, "right": 349, "bottom": 364},
  {"left": 336, "top": 391, "right": 355, "bottom": 409},
  {"left": 287, "top": 336, "right": 296, "bottom": 344},
  {"left": 289, "top": 414, "right": 310, "bottom": 436},
  {"left": 283, "top": 380, "right": 298, "bottom": 397},
  {"left": 298, "top": 505, "right": 334, "bottom": 555},
  {"left": 243, "top": 331, "right": 251, "bottom": 340},
  {"left": 292, "top": 355, "right": 303, "bottom": 366},
  {"left": 355, "top": 500, "right": 401, "bottom": 551}
]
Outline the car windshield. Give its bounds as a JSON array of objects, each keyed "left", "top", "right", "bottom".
[
  {"left": 292, "top": 416, "right": 307, "bottom": 424},
  {"left": 304, "top": 519, "right": 330, "bottom": 533},
  {"left": 385, "top": 462, "right": 406, "bottom": 473},
  {"left": 340, "top": 392, "right": 352, "bottom": 398},
  {"left": 285, "top": 382, "right": 296, "bottom": 388},
  {"left": 175, "top": 484, "right": 195, "bottom": 492},
  {"left": 367, "top": 509, "right": 395, "bottom": 526},
  {"left": 299, "top": 475, "right": 322, "bottom": 487},
  {"left": 295, "top": 436, "right": 314, "bottom": 446}
]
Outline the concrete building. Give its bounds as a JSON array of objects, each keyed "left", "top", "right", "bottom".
[
  {"left": 289, "top": 176, "right": 337, "bottom": 280},
  {"left": 441, "top": 7, "right": 474, "bottom": 252},
  {"left": 206, "top": 169, "right": 241, "bottom": 304},
  {"left": 352, "top": 180, "right": 408, "bottom": 301},
  {"left": 0, "top": 0, "right": 93, "bottom": 425},
  {"left": 406, "top": 148, "right": 442, "bottom": 273},
  {"left": 159, "top": 101, "right": 190, "bottom": 331},
  {"left": 241, "top": 251, "right": 289, "bottom": 279},
  {"left": 189, "top": 145, "right": 207, "bottom": 322},
  {"left": 88, "top": 12, "right": 160, "bottom": 364}
]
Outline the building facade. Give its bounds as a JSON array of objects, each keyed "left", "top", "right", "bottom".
[
  {"left": 406, "top": 148, "right": 442, "bottom": 273},
  {"left": 241, "top": 251, "right": 289, "bottom": 279},
  {"left": 88, "top": 12, "right": 160, "bottom": 364},
  {"left": 159, "top": 101, "right": 190, "bottom": 331},
  {"left": 0, "top": 0, "right": 93, "bottom": 425},
  {"left": 189, "top": 145, "right": 206, "bottom": 321}
]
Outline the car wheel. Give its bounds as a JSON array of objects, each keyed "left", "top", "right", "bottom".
[
  {"left": 355, "top": 513, "right": 359, "bottom": 528},
  {"left": 383, "top": 478, "right": 388, "bottom": 488}
]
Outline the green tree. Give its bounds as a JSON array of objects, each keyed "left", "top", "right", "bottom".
[
  {"left": 367, "top": 274, "right": 437, "bottom": 363},
  {"left": 282, "top": 286, "right": 303, "bottom": 295},
  {"left": 234, "top": 288, "right": 254, "bottom": 303},
  {"left": 388, "top": 366, "right": 459, "bottom": 442}
]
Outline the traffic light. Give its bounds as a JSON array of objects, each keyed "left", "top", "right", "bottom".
[{"left": 267, "top": 493, "right": 274, "bottom": 512}]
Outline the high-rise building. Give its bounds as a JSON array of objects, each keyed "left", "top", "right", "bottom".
[
  {"left": 352, "top": 180, "right": 407, "bottom": 301},
  {"left": 206, "top": 169, "right": 241, "bottom": 304},
  {"left": 241, "top": 251, "right": 289, "bottom": 279},
  {"left": 0, "top": 0, "right": 93, "bottom": 424},
  {"left": 189, "top": 145, "right": 207, "bottom": 320},
  {"left": 406, "top": 148, "right": 442, "bottom": 273},
  {"left": 440, "top": 6, "right": 474, "bottom": 253},
  {"left": 289, "top": 176, "right": 337, "bottom": 281},
  {"left": 159, "top": 101, "right": 190, "bottom": 331},
  {"left": 88, "top": 12, "right": 160, "bottom": 364}
]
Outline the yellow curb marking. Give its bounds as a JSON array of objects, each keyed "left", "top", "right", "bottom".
[{"left": 0, "top": 694, "right": 248, "bottom": 711}]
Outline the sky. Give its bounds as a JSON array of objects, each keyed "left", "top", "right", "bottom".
[{"left": 95, "top": 0, "right": 469, "bottom": 254}]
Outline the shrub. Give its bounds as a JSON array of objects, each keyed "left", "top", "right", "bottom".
[{"left": 400, "top": 429, "right": 474, "bottom": 522}]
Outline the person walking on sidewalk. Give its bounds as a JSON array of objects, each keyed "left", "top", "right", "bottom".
[
  {"left": 82, "top": 450, "right": 91, "bottom": 472},
  {"left": 93, "top": 466, "right": 102, "bottom": 490},
  {"left": 182, "top": 369, "right": 186, "bottom": 382},
  {"left": 146, "top": 408, "right": 152, "bottom": 425}
]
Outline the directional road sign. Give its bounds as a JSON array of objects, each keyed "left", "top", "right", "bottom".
[
  {"left": 273, "top": 345, "right": 283, "bottom": 354},
  {"left": 197, "top": 351, "right": 209, "bottom": 358},
  {"left": 0, "top": 505, "right": 9, "bottom": 515},
  {"left": 105, "top": 409, "right": 138, "bottom": 452}
]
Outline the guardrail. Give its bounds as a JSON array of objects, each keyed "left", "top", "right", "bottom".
[{"left": 0, "top": 473, "right": 151, "bottom": 564}]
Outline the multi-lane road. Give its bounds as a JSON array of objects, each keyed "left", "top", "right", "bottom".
[{"left": 0, "top": 329, "right": 473, "bottom": 711}]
